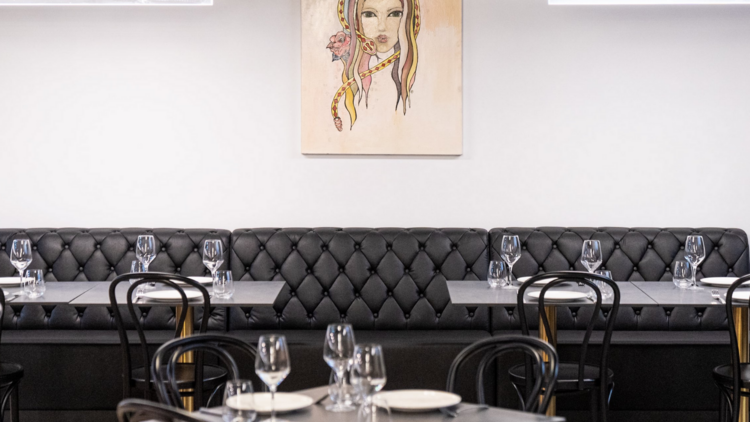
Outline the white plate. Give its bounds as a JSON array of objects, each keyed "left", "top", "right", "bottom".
[
  {"left": 700, "top": 277, "right": 740, "bottom": 287},
  {"left": 518, "top": 276, "right": 558, "bottom": 286},
  {"left": 142, "top": 289, "right": 203, "bottom": 301},
  {"left": 374, "top": 390, "right": 461, "bottom": 413},
  {"left": 0, "top": 277, "right": 23, "bottom": 286},
  {"left": 732, "top": 291, "right": 750, "bottom": 302},
  {"left": 226, "top": 393, "right": 314, "bottom": 414},
  {"left": 527, "top": 291, "right": 589, "bottom": 302},
  {"left": 171, "top": 277, "right": 213, "bottom": 286}
]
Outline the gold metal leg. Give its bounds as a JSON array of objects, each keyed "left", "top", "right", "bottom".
[
  {"left": 177, "top": 306, "right": 195, "bottom": 411},
  {"left": 734, "top": 307, "right": 749, "bottom": 422},
  {"left": 539, "top": 305, "right": 557, "bottom": 416}
]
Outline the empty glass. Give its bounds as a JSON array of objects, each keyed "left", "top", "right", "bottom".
[
  {"left": 488, "top": 260, "right": 510, "bottom": 289},
  {"left": 500, "top": 235, "right": 522, "bottom": 282},
  {"left": 673, "top": 259, "right": 692, "bottom": 289},
  {"left": 10, "top": 239, "right": 32, "bottom": 285},
  {"left": 135, "top": 235, "right": 156, "bottom": 271},
  {"left": 203, "top": 240, "right": 225, "bottom": 280},
  {"left": 593, "top": 270, "right": 614, "bottom": 300},
  {"left": 350, "top": 344, "right": 387, "bottom": 422},
  {"left": 213, "top": 270, "right": 235, "bottom": 299},
  {"left": 255, "top": 335, "right": 291, "bottom": 422},
  {"left": 685, "top": 235, "right": 706, "bottom": 290},
  {"left": 581, "top": 240, "right": 603, "bottom": 273},
  {"left": 23, "top": 269, "right": 45, "bottom": 298},
  {"left": 324, "top": 324, "right": 357, "bottom": 412},
  {"left": 129, "top": 260, "right": 146, "bottom": 285},
  {"left": 223, "top": 379, "right": 257, "bottom": 422}
]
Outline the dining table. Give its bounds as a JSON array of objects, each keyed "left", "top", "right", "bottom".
[{"left": 1, "top": 281, "right": 100, "bottom": 305}]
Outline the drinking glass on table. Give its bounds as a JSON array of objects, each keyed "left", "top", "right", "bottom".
[
  {"left": 685, "top": 235, "right": 706, "bottom": 290},
  {"left": 593, "top": 270, "right": 614, "bottom": 300},
  {"left": 23, "top": 269, "right": 45, "bottom": 298},
  {"left": 213, "top": 270, "right": 235, "bottom": 299},
  {"left": 487, "top": 260, "right": 510, "bottom": 289},
  {"left": 135, "top": 235, "right": 156, "bottom": 271},
  {"left": 673, "top": 259, "right": 692, "bottom": 289},
  {"left": 500, "top": 235, "right": 522, "bottom": 282},
  {"left": 255, "top": 335, "right": 290, "bottom": 422},
  {"left": 324, "top": 324, "right": 357, "bottom": 412},
  {"left": 203, "top": 240, "right": 225, "bottom": 281},
  {"left": 223, "top": 379, "right": 257, "bottom": 422},
  {"left": 350, "top": 344, "right": 388, "bottom": 422},
  {"left": 10, "top": 239, "right": 32, "bottom": 286}
]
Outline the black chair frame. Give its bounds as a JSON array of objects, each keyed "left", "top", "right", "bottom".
[
  {"left": 117, "top": 398, "right": 206, "bottom": 422},
  {"left": 0, "top": 288, "right": 22, "bottom": 422},
  {"left": 716, "top": 275, "right": 750, "bottom": 422}
]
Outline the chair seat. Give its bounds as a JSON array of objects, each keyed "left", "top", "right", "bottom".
[
  {"left": 0, "top": 362, "right": 23, "bottom": 384},
  {"left": 509, "top": 362, "right": 614, "bottom": 391},
  {"left": 712, "top": 364, "right": 750, "bottom": 389},
  {"left": 131, "top": 363, "right": 227, "bottom": 391}
]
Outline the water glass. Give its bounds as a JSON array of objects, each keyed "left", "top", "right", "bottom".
[
  {"left": 593, "top": 270, "right": 614, "bottom": 300},
  {"left": 214, "top": 270, "right": 235, "bottom": 299},
  {"left": 673, "top": 259, "right": 692, "bottom": 289},
  {"left": 500, "top": 235, "right": 522, "bottom": 281},
  {"left": 329, "top": 369, "right": 358, "bottom": 410},
  {"left": 223, "top": 379, "right": 257, "bottom": 422},
  {"left": 581, "top": 240, "right": 603, "bottom": 273},
  {"left": 685, "top": 235, "right": 706, "bottom": 289},
  {"left": 23, "top": 269, "right": 45, "bottom": 298},
  {"left": 203, "top": 240, "right": 225, "bottom": 280},
  {"left": 488, "top": 260, "right": 510, "bottom": 289},
  {"left": 350, "top": 344, "right": 387, "bottom": 422},
  {"left": 324, "top": 324, "right": 357, "bottom": 412},
  {"left": 255, "top": 335, "right": 291, "bottom": 422},
  {"left": 10, "top": 239, "right": 32, "bottom": 285},
  {"left": 135, "top": 235, "right": 156, "bottom": 271}
]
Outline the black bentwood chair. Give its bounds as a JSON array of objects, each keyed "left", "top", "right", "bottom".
[
  {"left": 712, "top": 275, "right": 750, "bottom": 422},
  {"left": 447, "top": 335, "right": 558, "bottom": 414},
  {"left": 152, "top": 334, "right": 257, "bottom": 408},
  {"left": 0, "top": 288, "right": 23, "bottom": 422},
  {"left": 117, "top": 398, "right": 205, "bottom": 422},
  {"left": 511, "top": 271, "right": 620, "bottom": 422},
  {"left": 109, "top": 273, "right": 227, "bottom": 405}
]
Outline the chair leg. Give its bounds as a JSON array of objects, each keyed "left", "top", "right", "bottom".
[
  {"left": 10, "top": 383, "right": 19, "bottom": 422},
  {"left": 510, "top": 382, "right": 527, "bottom": 412},
  {"left": 206, "top": 383, "right": 224, "bottom": 408}
]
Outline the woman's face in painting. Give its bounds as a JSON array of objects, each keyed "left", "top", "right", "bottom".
[{"left": 360, "top": 0, "right": 403, "bottom": 53}]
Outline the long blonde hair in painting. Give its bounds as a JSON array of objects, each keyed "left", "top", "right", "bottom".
[{"left": 330, "top": 0, "right": 421, "bottom": 132}]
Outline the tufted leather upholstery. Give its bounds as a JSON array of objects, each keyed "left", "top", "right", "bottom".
[
  {"left": 228, "top": 228, "right": 490, "bottom": 330},
  {"left": 0, "top": 229, "right": 230, "bottom": 331},
  {"left": 489, "top": 227, "right": 750, "bottom": 331}
]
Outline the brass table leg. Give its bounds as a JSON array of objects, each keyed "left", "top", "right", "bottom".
[
  {"left": 734, "top": 307, "right": 749, "bottom": 422},
  {"left": 177, "top": 306, "right": 195, "bottom": 411},
  {"left": 539, "top": 305, "right": 557, "bottom": 416}
]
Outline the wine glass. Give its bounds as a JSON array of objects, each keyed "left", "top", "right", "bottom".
[
  {"left": 23, "top": 269, "right": 45, "bottom": 299},
  {"left": 350, "top": 344, "right": 387, "bottom": 421},
  {"left": 581, "top": 240, "right": 603, "bottom": 273},
  {"left": 487, "top": 260, "right": 510, "bottom": 289},
  {"left": 673, "top": 259, "right": 692, "bottom": 289},
  {"left": 213, "top": 270, "right": 235, "bottom": 299},
  {"left": 223, "top": 379, "right": 257, "bottom": 422},
  {"left": 500, "top": 235, "right": 522, "bottom": 282},
  {"left": 685, "top": 235, "right": 706, "bottom": 290},
  {"left": 203, "top": 240, "right": 225, "bottom": 281},
  {"left": 255, "top": 335, "right": 291, "bottom": 422},
  {"left": 10, "top": 239, "right": 32, "bottom": 286},
  {"left": 135, "top": 235, "right": 156, "bottom": 271},
  {"left": 324, "top": 324, "right": 357, "bottom": 412}
]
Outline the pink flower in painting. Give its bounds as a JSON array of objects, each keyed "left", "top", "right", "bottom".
[{"left": 327, "top": 31, "right": 351, "bottom": 61}]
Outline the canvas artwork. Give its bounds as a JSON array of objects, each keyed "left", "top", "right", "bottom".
[{"left": 301, "top": 0, "right": 463, "bottom": 155}]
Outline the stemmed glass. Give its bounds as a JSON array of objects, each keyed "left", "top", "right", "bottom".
[
  {"left": 10, "top": 239, "right": 32, "bottom": 286},
  {"left": 685, "top": 235, "right": 706, "bottom": 290},
  {"left": 135, "top": 235, "right": 156, "bottom": 271},
  {"left": 350, "top": 344, "right": 387, "bottom": 421},
  {"left": 324, "top": 324, "right": 357, "bottom": 413},
  {"left": 500, "top": 235, "right": 521, "bottom": 282},
  {"left": 255, "top": 335, "right": 291, "bottom": 422},
  {"left": 581, "top": 240, "right": 603, "bottom": 273},
  {"left": 203, "top": 240, "right": 225, "bottom": 281}
]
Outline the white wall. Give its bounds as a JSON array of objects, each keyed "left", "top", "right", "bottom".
[{"left": 0, "top": 0, "right": 749, "bottom": 230}]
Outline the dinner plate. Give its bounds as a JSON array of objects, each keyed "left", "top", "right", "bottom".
[
  {"left": 226, "top": 393, "right": 314, "bottom": 414},
  {"left": 374, "top": 390, "right": 461, "bottom": 412},
  {"left": 732, "top": 291, "right": 750, "bottom": 302},
  {"left": 0, "top": 277, "right": 23, "bottom": 286},
  {"left": 142, "top": 289, "right": 203, "bottom": 302},
  {"left": 171, "top": 276, "right": 213, "bottom": 286},
  {"left": 700, "top": 277, "right": 740, "bottom": 287},
  {"left": 518, "top": 276, "right": 558, "bottom": 286},
  {"left": 527, "top": 291, "right": 589, "bottom": 302}
]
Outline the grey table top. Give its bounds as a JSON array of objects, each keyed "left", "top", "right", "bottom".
[
  {"left": 447, "top": 281, "right": 657, "bottom": 307},
  {"left": 631, "top": 281, "right": 735, "bottom": 307},
  {"left": 68, "top": 281, "right": 284, "bottom": 307},
  {"left": 197, "top": 386, "right": 564, "bottom": 422},
  {"left": 4, "top": 281, "right": 99, "bottom": 305}
]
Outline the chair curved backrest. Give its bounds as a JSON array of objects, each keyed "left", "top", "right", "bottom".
[
  {"left": 117, "top": 398, "right": 206, "bottom": 422},
  {"left": 109, "top": 273, "right": 211, "bottom": 401},
  {"left": 151, "top": 334, "right": 257, "bottom": 408},
  {"left": 0, "top": 287, "right": 6, "bottom": 346},
  {"left": 724, "top": 275, "right": 750, "bottom": 422},
  {"left": 446, "top": 334, "right": 558, "bottom": 414}
]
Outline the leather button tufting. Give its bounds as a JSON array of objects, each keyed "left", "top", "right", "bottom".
[
  {"left": 615, "top": 245, "right": 620, "bottom": 249},
  {"left": 355, "top": 293, "right": 360, "bottom": 298},
  {"left": 46, "top": 313, "right": 51, "bottom": 318},
  {"left": 539, "top": 267, "right": 543, "bottom": 271},
  {"left": 245, "top": 313, "right": 250, "bottom": 318},
  {"left": 572, "top": 312, "right": 577, "bottom": 317},
  {"left": 291, "top": 245, "right": 296, "bottom": 250},
  {"left": 275, "top": 269, "right": 280, "bottom": 273},
  {"left": 635, "top": 310, "right": 641, "bottom": 315},
  {"left": 435, "top": 269, "right": 440, "bottom": 274},
  {"left": 387, "top": 291, "right": 393, "bottom": 296},
  {"left": 553, "top": 244, "right": 557, "bottom": 249},
  {"left": 466, "top": 267, "right": 471, "bottom": 272},
  {"left": 666, "top": 311, "right": 672, "bottom": 316},
  {"left": 290, "top": 291, "right": 296, "bottom": 296},
  {"left": 323, "top": 291, "right": 329, "bottom": 296},
  {"left": 322, "top": 246, "right": 327, "bottom": 251},
  {"left": 355, "top": 244, "right": 360, "bottom": 250},
  {"left": 96, "top": 244, "right": 101, "bottom": 249},
  {"left": 339, "top": 268, "right": 344, "bottom": 273},
  {"left": 276, "top": 313, "right": 282, "bottom": 318},
  {"left": 405, "top": 314, "right": 410, "bottom": 319},
  {"left": 129, "top": 247, "right": 134, "bottom": 251},
  {"left": 245, "top": 267, "right": 250, "bottom": 271},
  {"left": 307, "top": 269, "right": 312, "bottom": 274},
  {"left": 260, "top": 245, "right": 265, "bottom": 250},
  {"left": 419, "top": 293, "right": 425, "bottom": 298},
  {"left": 436, "top": 313, "right": 441, "bottom": 317},
  {"left": 111, "top": 267, "right": 115, "bottom": 271},
  {"left": 386, "top": 246, "right": 392, "bottom": 251},
  {"left": 633, "top": 267, "right": 638, "bottom": 271},
  {"left": 64, "top": 245, "right": 69, "bottom": 249},
  {"left": 698, "top": 312, "right": 703, "bottom": 317},
  {"left": 729, "top": 268, "right": 734, "bottom": 272},
  {"left": 78, "top": 312, "right": 84, "bottom": 317},
  {"left": 307, "top": 313, "right": 313, "bottom": 318},
  {"left": 373, "top": 313, "right": 379, "bottom": 318},
  {"left": 193, "top": 248, "right": 198, "bottom": 252},
  {"left": 569, "top": 267, "right": 574, "bottom": 270},
  {"left": 469, "top": 312, "right": 475, "bottom": 317},
  {"left": 452, "top": 245, "right": 457, "bottom": 250},
  {"left": 160, "top": 247, "right": 165, "bottom": 251},
  {"left": 340, "top": 314, "right": 346, "bottom": 318},
  {"left": 648, "top": 244, "right": 652, "bottom": 249},
  {"left": 78, "top": 267, "right": 83, "bottom": 271},
  {"left": 32, "top": 246, "right": 37, "bottom": 251}
]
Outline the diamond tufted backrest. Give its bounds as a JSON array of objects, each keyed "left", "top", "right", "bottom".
[
  {"left": 229, "top": 228, "right": 490, "bottom": 330},
  {"left": 0, "top": 228, "right": 230, "bottom": 330},
  {"left": 489, "top": 227, "right": 750, "bottom": 331}
]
